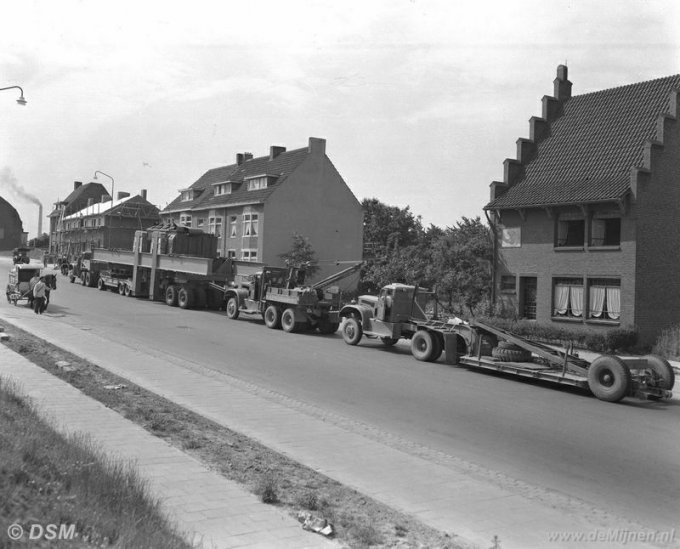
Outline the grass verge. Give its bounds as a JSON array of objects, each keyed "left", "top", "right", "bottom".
[
  {"left": 0, "top": 376, "right": 193, "bottom": 549},
  {"left": 0, "top": 322, "right": 460, "bottom": 549}
]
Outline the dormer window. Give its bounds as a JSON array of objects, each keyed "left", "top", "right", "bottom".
[
  {"left": 213, "top": 182, "right": 232, "bottom": 196},
  {"left": 245, "top": 174, "right": 276, "bottom": 191},
  {"left": 180, "top": 190, "right": 193, "bottom": 202}
]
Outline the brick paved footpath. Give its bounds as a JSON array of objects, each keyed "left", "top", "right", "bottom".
[
  {"left": 0, "top": 313, "right": 670, "bottom": 549},
  {"left": 0, "top": 345, "right": 335, "bottom": 549}
]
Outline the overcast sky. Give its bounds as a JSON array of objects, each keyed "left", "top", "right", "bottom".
[{"left": 1, "top": 0, "right": 679, "bottom": 239}]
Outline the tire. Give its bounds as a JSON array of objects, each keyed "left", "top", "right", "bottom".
[
  {"left": 643, "top": 354, "right": 675, "bottom": 391},
  {"left": 165, "top": 285, "right": 178, "bottom": 307},
  {"left": 497, "top": 340, "right": 523, "bottom": 350},
  {"left": 264, "top": 305, "right": 281, "bottom": 329},
  {"left": 124, "top": 285, "right": 132, "bottom": 297},
  {"left": 97, "top": 278, "right": 106, "bottom": 291},
  {"left": 85, "top": 272, "right": 92, "bottom": 287},
  {"left": 411, "top": 330, "right": 437, "bottom": 362},
  {"left": 226, "top": 297, "right": 240, "bottom": 319},
  {"left": 342, "top": 317, "right": 363, "bottom": 345},
  {"left": 381, "top": 337, "right": 399, "bottom": 347},
  {"left": 281, "top": 308, "right": 299, "bottom": 333},
  {"left": 430, "top": 334, "right": 443, "bottom": 362},
  {"left": 588, "top": 355, "right": 632, "bottom": 402},
  {"left": 178, "top": 287, "right": 193, "bottom": 309},
  {"left": 492, "top": 347, "right": 532, "bottom": 362}
]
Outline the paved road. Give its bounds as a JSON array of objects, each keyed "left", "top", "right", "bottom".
[{"left": 3, "top": 257, "right": 679, "bottom": 534}]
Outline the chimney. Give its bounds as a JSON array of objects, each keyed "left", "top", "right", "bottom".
[
  {"left": 87, "top": 198, "right": 94, "bottom": 207},
  {"left": 38, "top": 204, "right": 43, "bottom": 236},
  {"left": 74, "top": 181, "right": 82, "bottom": 190},
  {"left": 117, "top": 192, "right": 130, "bottom": 200},
  {"left": 236, "top": 152, "right": 253, "bottom": 165},
  {"left": 554, "top": 64, "right": 572, "bottom": 101},
  {"left": 140, "top": 189, "right": 147, "bottom": 200},
  {"left": 270, "top": 146, "right": 286, "bottom": 160},
  {"left": 308, "top": 137, "right": 326, "bottom": 155}
]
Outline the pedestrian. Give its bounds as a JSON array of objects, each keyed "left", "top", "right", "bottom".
[{"left": 32, "top": 276, "right": 47, "bottom": 315}]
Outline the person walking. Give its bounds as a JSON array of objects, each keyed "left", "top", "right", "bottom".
[{"left": 32, "top": 277, "right": 47, "bottom": 315}]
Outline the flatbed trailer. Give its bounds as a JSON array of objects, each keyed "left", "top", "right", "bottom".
[{"left": 340, "top": 284, "right": 675, "bottom": 403}]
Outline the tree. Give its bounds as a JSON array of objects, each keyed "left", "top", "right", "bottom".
[
  {"left": 362, "top": 198, "right": 423, "bottom": 255},
  {"left": 278, "top": 232, "right": 320, "bottom": 277}
]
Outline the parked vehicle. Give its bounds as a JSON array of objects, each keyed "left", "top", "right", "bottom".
[
  {"left": 5, "top": 265, "right": 57, "bottom": 310},
  {"left": 339, "top": 284, "right": 675, "bottom": 403},
  {"left": 12, "top": 247, "right": 31, "bottom": 265}
]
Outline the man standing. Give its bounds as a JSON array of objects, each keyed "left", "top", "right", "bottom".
[{"left": 32, "top": 277, "right": 47, "bottom": 315}]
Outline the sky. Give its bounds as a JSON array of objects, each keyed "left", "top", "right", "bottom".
[{"left": 0, "top": 0, "right": 679, "bottom": 239}]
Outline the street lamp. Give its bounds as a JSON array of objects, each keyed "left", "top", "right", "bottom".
[
  {"left": 0, "top": 85, "right": 27, "bottom": 105},
  {"left": 93, "top": 170, "right": 114, "bottom": 201}
]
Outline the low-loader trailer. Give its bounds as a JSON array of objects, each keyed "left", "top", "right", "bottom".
[{"left": 339, "top": 283, "right": 675, "bottom": 403}]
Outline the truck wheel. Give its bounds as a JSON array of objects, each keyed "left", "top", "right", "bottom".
[
  {"left": 80, "top": 274, "right": 87, "bottom": 286},
  {"left": 264, "top": 305, "right": 282, "bottom": 329},
  {"left": 178, "top": 287, "right": 194, "bottom": 309},
  {"left": 124, "top": 285, "right": 132, "bottom": 297},
  {"left": 342, "top": 317, "right": 363, "bottom": 345},
  {"left": 97, "top": 278, "right": 106, "bottom": 291},
  {"left": 588, "top": 356, "right": 632, "bottom": 402},
  {"left": 281, "top": 308, "right": 299, "bottom": 333},
  {"left": 117, "top": 283, "right": 126, "bottom": 295},
  {"left": 643, "top": 354, "right": 675, "bottom": 392},
  {"left": 411, "top": 330, "right": 437, "bottom": 362},
  {"left": 381, "top": 337, "right": 399, "bottom": 347},
  {"left": 165, "top": 285, "right": 178, "bottom": 307},
  {"left": 226, "top": 297, "right": 240, "bottom": 319}
]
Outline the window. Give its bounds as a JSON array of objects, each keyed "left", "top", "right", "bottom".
[
  {"left": 242, "top": 249, "right": 258, "bottom": 261},
  {"left": 197, "top": 218, "right": 205, "bottom": 228},
  {"left": 590, "top": 216, "right": 621, "bottom": 247},
  {"left": 247, "top": 177, "right": 268, "bottom": 191},
  {"left": 243, "top": 213, "right": 259, "bottom": 236},
  {"left": 553, "top": 277, "right": 584, "bottom": 318},
  {"left": 227, "top": 249, "right": 236, "bottom": 259},
  {"left": 179, "top": 214, "right": 192, "bottom": 227},
  {"left": 208, "top": 216, "right": 223, "bottom": 238},
  {"left": 556, "top": 217, "right": 585, "bottom": 247},
  {"left": 501, "top": 227, "right": 521, "bottom": 248},
  {"left": 229, "top": 216, "right": 237, "bottom": 238},
  {"left": 180, "top": 190, "right": 193, "bottom": 202},
  {"left": 501, "top": 275, "right": 516, "bottom": 293},
  {"left": 588, "top": 279, "right": 621, "bottom": 321},
  {"left": 214, "top": 183, "right": 232, "bottom": 196}
]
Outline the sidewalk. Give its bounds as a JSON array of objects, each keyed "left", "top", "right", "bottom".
[
  {"left": 0, "top": 313, "right": 673, "bottom": 549},
  {"left": 0, "top": 344, "right": 334, "bottom": 549}
]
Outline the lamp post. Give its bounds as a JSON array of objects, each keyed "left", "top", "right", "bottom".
[
  {"left": 0, "top": 86, "right": 27, "bottom": 105},
  {"left": 93, "top": 170, "right": 114, "bottom": 201}
]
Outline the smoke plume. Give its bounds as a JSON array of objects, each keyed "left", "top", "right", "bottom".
[{"left": 0, "top": 166, "right": 42, "bottom": 207}]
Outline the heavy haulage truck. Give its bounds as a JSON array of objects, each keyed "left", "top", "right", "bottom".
[
  {"left": 220, "top": 261, "right": 363, "bottom": 334},
  {"left": 339, "top": 283, "right": 675, "bottom": 403}
]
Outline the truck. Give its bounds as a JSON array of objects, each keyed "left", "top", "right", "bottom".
[
  {"left": 339, "top": 283, "right": 675, "bottom": 403},
  {"left": 221, "top": 261, "right": 362, "bottom": 334}
]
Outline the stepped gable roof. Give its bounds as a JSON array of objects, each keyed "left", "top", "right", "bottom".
[
  {"left": 191, "top": 146, "right": 309, "bottom": 210},
  {"left": 486, "top": 74, "right": 680, "bottom": 210}
]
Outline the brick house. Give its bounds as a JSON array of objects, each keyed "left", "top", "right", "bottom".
[
  {"left": 485, "top": 65, "right": 680, "bottom": 345},
  {"left": 56, "top": 190, "right": 160, "bottom": 256},
  {"left": 0, "top": 195, "right": 24, "bottom": 250},
  {"left": 48, "top": 181, "right": 111, "bottom": 254},
  {"left": 161, "top": 137, "right": 364, "bottom": 282}
]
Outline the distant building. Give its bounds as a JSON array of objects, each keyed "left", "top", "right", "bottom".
[
  {"left": 54, "top": 189, "right": 160, "bottom": 256},
  {"left": 48, "top": 181, "right": 111, "bottom": 254},
  {"left": 161, "top": 137, "right": 364, "bottom": 281},
  {"left": 0, "top": 195, "right": 24, "bottom": 250},
  {"left": 485, "top": 65, "right": 680, "bottom": 345}
]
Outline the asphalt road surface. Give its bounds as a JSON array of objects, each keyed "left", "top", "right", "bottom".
[{"left": 3, "top": 257, "right": 679, "bottom": 533}]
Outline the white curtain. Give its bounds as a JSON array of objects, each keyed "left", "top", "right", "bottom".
[
  {"left": 589, "top": 286, "right": 606, "bottom": 318},
  {"left": 557, "top": 222, "right": 567, "bottom": 246},
  {"left": 570, "top": 286, "right": 584, "bottom": 317},
  {"left": 607, "top": 287, "right": 621, "bottom": 320},
  {"left": 591, "top": 219, "right": 605, "bottom": 246},
  {"left": 554, "top": 284, "right": 569, "bottom": 315}
]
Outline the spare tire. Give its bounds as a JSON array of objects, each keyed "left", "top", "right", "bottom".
[{"left": 492, "top": 346, "right": 532, "bottom": 362}]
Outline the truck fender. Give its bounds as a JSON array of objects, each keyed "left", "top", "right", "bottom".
[
  {"left": 225, "top": 288, "right": 249, "bottom": 307},
  {"left": 339, "top": 305, "right": 372, "bottom": 327}
]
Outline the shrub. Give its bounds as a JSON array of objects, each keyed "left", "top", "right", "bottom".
[
  {"left": 258, "top": 473, "right": 279, "bottom": 504},
  {"left": 653, "top": 324, "right": 680, "bottom": 360}
]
